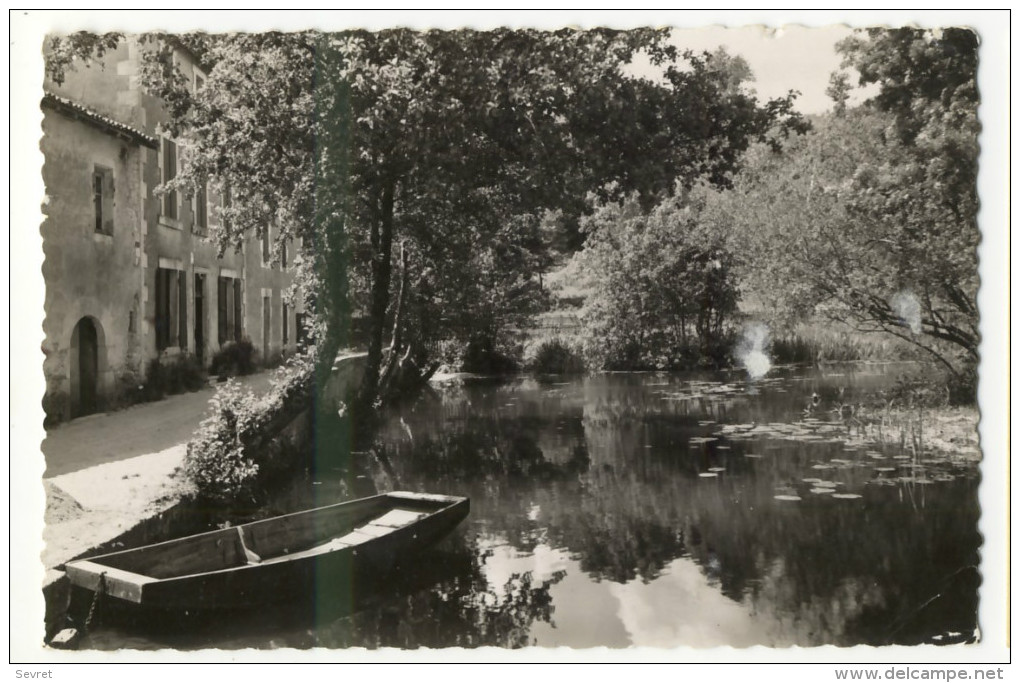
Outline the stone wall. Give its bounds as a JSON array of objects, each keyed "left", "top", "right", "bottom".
[{"left": 40, "top": 109, "right": 146, "bottom": 422}]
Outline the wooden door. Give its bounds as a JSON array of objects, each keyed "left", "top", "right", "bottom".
[
  {"left": 78, "top": 318, "right": 98, "bottom": 416},
  {"left": 262, "top": 295, "right": 271, "bottom": 361},
  {"left": 194, "top": 273, "right": 205, "bottom": 363}
]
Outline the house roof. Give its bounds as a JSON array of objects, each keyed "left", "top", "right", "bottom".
[{"left": 41, "top": 92, "right": 159, "bottom": 149}]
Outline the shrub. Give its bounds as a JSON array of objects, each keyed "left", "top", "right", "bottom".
[
  {"left": 209, "top": 338, "right": 256, "bottom": 379},
  {"left": 142, "top": 353, "right": 206, "bottom": 401},
  {"left": 185, "top": 357, "right": 313, "bottom": 502},
  {"left": 459, "top": 336, "right": 520, "bottom": 375},
  {"left": 525, "top": 338, "right": 585, "bottom": 374}
]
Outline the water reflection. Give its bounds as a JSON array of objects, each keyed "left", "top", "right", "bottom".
[{"left": 85, "top": 364, "right": 980, "bottom": 649}]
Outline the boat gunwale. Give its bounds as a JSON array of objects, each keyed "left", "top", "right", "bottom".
[{"left": 64, "top": 491, "right": 468, "bottom": 583}]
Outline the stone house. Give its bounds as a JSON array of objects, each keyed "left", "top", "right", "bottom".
[{"left": 41, "top": 36, "right": 298, "bottom": 424}]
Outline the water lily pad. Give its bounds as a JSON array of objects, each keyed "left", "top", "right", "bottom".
[
  {"left": 774, "top": 494, "right": 802, "bottom": 501},
  {"left": 812, "top": 464, "right": 836, "bottom": 470},
  {"left": 716, "top": 445, "right": 731, "bottom": 450},
  {"left": 802, "top": 477, "right": 822, "bottom": 484},
  {"left": 810, "top": 488, "right": 835, "bottom": 495},
  {"left": 875, "top": 467, "right": 897, "bottom": 473},
  {"left": 893, "top": 455, "right": 912, "bottom": 460},
  {"left": 707, "top": 467, "right": 726, "bottom": 473},
  {"left": 698, "top": 472, "right": 718, "bottom": 478},
  {"left": 689, "top": 437, "right": 718, "bottom": 444},
  {"left": 832, "top": 493, "right": 863, "bottom": 500},
  {"left": 744, "top": 453, "right": 764, "bottom": 459}
]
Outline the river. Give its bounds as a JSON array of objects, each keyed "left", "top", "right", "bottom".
[{"left": 83, "top": 363, "right": 981, "bottom": 650}]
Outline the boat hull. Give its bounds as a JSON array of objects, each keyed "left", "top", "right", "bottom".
[{"left": 63, "top": 492, "right": 469, "bottom": 611}]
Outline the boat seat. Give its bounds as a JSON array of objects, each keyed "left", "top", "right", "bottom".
[
  {"left": 371, "top": 509, "right": 427, "bottom": 528},
  {"left": 236, "top": 527, "right": 263, "bottom": 565},
  {"left": 248, "top": 508, "right": 426, "bottom": 566}
]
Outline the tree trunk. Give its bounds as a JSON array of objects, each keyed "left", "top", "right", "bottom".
[
  {"left": 357, "top": 181, "right": 391, "bottom": 417},
  {"left": 379, "top": 241, "right": 410, "bottom": 397}
]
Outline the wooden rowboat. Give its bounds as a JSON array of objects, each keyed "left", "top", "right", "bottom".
[{"left": 63, "top": 491, "right": 469, "bottom": 610}]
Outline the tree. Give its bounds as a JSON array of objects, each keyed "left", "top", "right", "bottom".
[
  {"left": 580, "top": 187, "right": 740, "bottom": 370},
  {"left": 836, "top": 27, "right": 978, "bottom": 144},
  {"left": 47, "top": 30, "right": 808, "bottom": 443},
  {"left": 826, "top": 71, "right": 851, "bottom": 115},
  {"left": 713, "top": 86, "right": 978, "bottom": 377}
]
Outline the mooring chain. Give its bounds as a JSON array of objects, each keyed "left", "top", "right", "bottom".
[{"left": 83, "top": 572, "right": 107, "bottom": 632}]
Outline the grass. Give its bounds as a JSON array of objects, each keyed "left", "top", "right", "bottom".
[{"left": 771, "top": 323, "right": 922, "bottom": 365}]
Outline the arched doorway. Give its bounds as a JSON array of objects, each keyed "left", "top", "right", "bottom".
[{"left": 70, "top": 317, "right": 100, "bottom": 418}]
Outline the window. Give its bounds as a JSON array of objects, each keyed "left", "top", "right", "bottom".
[
  {"left": 282, "top": 302, "right": 289, "bottom": 345},
  {"left": 281, "top": 239, "right": 287, "bottom": 270},
  {"left": 161, "top": 138, "right": 178, "bottom": 220},
  {"left": 194, "top": 181, "right": 208, "bottom": 234},
  {"left": 296, "top": 312, "right": 308, "bottom": 350},
  {"left": 217, "top": 276, "right": 243, "bottom": 345},
  {"left": 219, "top": 184, "right": 231, "bottom": 231},
  {"left": 155, "top": 267, "right": 187, "bottom": 351},
  {"left": 93, "top": 166, "right": 114, "bottom": 234},
  {"left": 262, "top": 294, "right": 271, "bottom": 361},
  {"left": 261, "top": 225, "right": 270, "bottom": 264}
]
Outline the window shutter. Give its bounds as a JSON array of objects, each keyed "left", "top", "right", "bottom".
[
  {"left": 168, "top": 270, "right": 179, "bottom": 347},
  {"left": 233, "top": 279, "right": 243, "bottom": 341},
  {"left": 155, "top": 269, "right": 167, "bottom": 350},
  {"left": 283, "top": 303, "right": 289, "bottom": 345},
  {"left": 218, "top": 277, "right": 227, "bottom": 345},
  {"left": 178, "top": 271, "right": 188, "bottom": 351}
]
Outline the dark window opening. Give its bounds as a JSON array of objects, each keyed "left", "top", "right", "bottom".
[
  {"left": 296, "top": 312, "right": 309, "bottom": 351},
  {"left": 283, "top": 302, "right": 289, "bottom": 345},
  {"left": 162, "top": 138, "right": 178, "bottom": 220},
  {"left": 217, "top": 276, "right": 243, "bottom": 345},
  {"left": 93, "top": 166, "right": 114, "bottom": 234},
  {"left": 155, "top": 267, "right": 187, "bottom": 351},
  {"left": 195, "top": 182, "right": 208, "bottom": 233}
]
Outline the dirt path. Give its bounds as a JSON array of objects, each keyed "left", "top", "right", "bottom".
[{"left": 42, "top": 372, "right": 276, "bottom": 477}]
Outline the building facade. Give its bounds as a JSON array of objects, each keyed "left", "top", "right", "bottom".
[{"left": 41, "top": 37, "right": 297, "bottom": 424}]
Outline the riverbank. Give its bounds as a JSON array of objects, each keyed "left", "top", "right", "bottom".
[{"left": 43, "top": 446, "right": 194, "bottom": 589}]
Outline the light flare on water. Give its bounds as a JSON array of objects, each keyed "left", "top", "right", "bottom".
[{"left": 736, "top": 322, "right": 772, "bottom": 380}]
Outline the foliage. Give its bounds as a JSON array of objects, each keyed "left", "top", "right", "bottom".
[
  {"left": 459, "top": 335, "right": 522, "bottom": 375},
  {"left": 184, "top": 356, "right": 314, "bottom": 501},
  {"left": 47, "top": 30, "right": 807, "bottom": 438},
  {"left": 209, "top": 339, "right": 257, "bottom": 379},
  {"left": 837, "top": 27, "right": 978, "bottom": 144},
  {"left": 44, "top": 31, "right": 124, "bottom": 85},
  {"left": 702, "top": 28, "right": 980, "bottom": 384},
  {"left": 524, "top": 337, "right": 585, "bottom": 375},
  {"left": 142, "top": 354, "right": 206, "bottom": 401},
  {"left": 579, "top": 188, "right": 740, "bottom": 370},
  {"left": 769, "top": 322, "right": 922, "bottom": 365}
]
